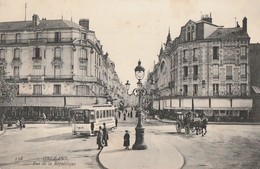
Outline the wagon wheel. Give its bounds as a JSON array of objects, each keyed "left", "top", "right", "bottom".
[
  {"left": 185, "top": 125, "right": 190, "bottom": 134},
  {"left": 175, "top": 121, "right": 182, "bottom": 133}
]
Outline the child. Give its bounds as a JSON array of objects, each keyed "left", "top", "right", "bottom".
[{"left": 123, "top": 130, "right": 130, "bottom": 150}]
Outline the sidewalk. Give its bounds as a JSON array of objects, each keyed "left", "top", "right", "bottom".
[{"left": 98, "top": 127, "right": 184, "bottom": 169}]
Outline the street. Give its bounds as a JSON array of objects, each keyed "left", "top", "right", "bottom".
[
  {"left": 0, "top": 123, "right": 99, "bottom": 169},
  {"left": 0, "top": 117, "right": 260, "bottom": 169}
]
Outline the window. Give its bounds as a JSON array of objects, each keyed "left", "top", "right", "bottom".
[
  {"left": 183, "top": 50, "right": 188, "bottom": 63},
  {"left": 36, "top": 32, "right": 42, "bottom": 39},
  {"left": 226, "top": 84, "right": 232, "bottom": 95},
  {"left": 213, "top": 84, "right": 219, "bottom": 96},
  {"left": 240, "top": 46, "right": 247, "bottom": 60},
  {"left": 241, "top": 84, "right": 247, "bottom": 96},
  {"left": 96, "top": 111, "right": 99, "bottom": 118},
  {"left": 13, "top": 66, "right": 19, "bottom": 78},
  {"left": 33, "top": 85, "right": 42, "bottom": 95},
  {"left": 213, "top": 47, "right": 219, "bottom": 60},
  {"left": 15, "top": 33, "right": 21, "bottom": 43},
  {"left": 81, "top": 33, "right": 87, "bottom": 40},
  {"left": 193, "top": 65, "right": 198, "bottom": 80},
  {"left": 33, "top": 65, "right": 42, "bottom": 76},
  {"left": 183, "top": 85, "right": 188, "bottom": 95},
  {"left": 54, "top": 65, "right": 61, "bottom": 78},
  {"left": 76, "top": 85, "right": 90, "bottom": 95},
  {"left": 33, "top": 48, "right": 41, "bottom": 59},
  {"left": 213, "top": 65, "right": 219, "bottom": 79},
  {"left": 193, "top": 84, "right": 198, "bottom": 96},
  {"left": 53, "top": 85, "right": 61, "bottom": 95},
  {"left": 0, "top": 49, "right": 5, "bottom": 59},
  {"left": 226, "top": 66, "right": 232, "bottom": 80},
  {"left": 103, "top": 110, "right": 106, "bottom": 118},
  {"left": 14, "top": 49, "right": 20, "bottom": 60},
  {"left": 183, "top": 66, "right": 188, "bottom": 79},
  {"left": 55, "top": 32, "right": 61, "bottom": 42},
  {"left": 0, "top": 34, "right": 6, "bottom": 44},
  {"left": 54, "top": 47, "right": 61, "bottom": 59},
  {"left": 193, "top": 48, "right": 198, "bottom": 61},
  {"left": 240, "top": 64, "right": 247, "bottom": 78},
  {"left": 0, "top": 66, "right": 4, "bottom": 76},
  {"left": 79, "top": 66, "right": 87, "bottom": 76},
  {"left": 191, "top": 26, "right": 195, "bottom": 41}
]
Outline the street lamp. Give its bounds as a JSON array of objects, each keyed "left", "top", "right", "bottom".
[{"left": 125, "top": 60, "right": 153, "bottom": 150}]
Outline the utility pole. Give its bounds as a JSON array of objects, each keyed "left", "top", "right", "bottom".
[{"left": 25, "top": 3, "right": 27, "bottom": 21}]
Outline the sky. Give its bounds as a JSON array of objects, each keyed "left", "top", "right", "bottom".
[{"left": 0, "top": 0, "right": 260, "bottom": 91}]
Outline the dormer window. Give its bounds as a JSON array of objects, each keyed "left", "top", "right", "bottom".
[
  {"left": 186, "top": 24, "right": 196, "bottom": 42},
  {"left": 55, "top": 32, "right": 61, "bottom": 43}
]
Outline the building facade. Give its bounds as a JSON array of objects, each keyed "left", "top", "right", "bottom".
[
  {"left": 0, "top": 14, "right": 125, "bottom": 120},
  {"left": 148, "top": 15, "right": 253, "bottom": 121}
]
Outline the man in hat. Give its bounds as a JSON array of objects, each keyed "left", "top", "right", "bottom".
[
  {"left": 102, "top": 123, "right": 109, "bottom": 146},
  {"left": 123, "top": 130, "right": 130, "bottom": 150}
]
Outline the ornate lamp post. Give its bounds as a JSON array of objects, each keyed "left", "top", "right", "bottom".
[{"left": 125, "top": 60, "right": 153, "bottom": 150}]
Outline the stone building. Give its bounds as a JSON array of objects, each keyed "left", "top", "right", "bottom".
[
  {"left": 0, "top": 14, "right": 125, "bottom": 120},
  {"left": 149, "top": 14, "right": 252, "bottom": 120}
]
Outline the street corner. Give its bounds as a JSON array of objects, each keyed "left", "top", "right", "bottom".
[{"left": 0, "top": 130, "right": 5, "bottom": 136}]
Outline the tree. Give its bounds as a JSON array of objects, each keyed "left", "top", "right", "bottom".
[{"left": 0, "top": 77, "right": 17, "bottom": 103}]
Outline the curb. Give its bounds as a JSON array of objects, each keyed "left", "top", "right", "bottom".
[
  {"left": 0, "top": 130, "right": 6, "bottom": 136},
  {"left": 96, "top": 148, "right": 108, "bottom": 169}
]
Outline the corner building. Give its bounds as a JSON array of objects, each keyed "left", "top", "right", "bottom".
[
  {"left": 0, "top": 14, "right": 125, "bottom": 120},
  {"left": 150, "top": 15, "right": 252, "bottom": 120}
]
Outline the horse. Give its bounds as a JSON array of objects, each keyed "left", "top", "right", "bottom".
[{"left": 194, "top": 117, "right": 208, "bottom": 136}]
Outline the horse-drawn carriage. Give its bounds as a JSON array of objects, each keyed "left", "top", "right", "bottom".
[{"left": 175, "top": 111, "right": 208, "bottom": 136}]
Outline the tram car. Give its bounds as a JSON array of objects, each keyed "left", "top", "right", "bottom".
[{"left": 70, "top": 104, "right": 117, "bottom": 136}]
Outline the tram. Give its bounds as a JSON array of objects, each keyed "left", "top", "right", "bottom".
[{"left": 70, "top": 104, "right": 117, "bottom": 136}]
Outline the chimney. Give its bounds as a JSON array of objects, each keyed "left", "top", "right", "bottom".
[
  {"left": 243, "top": 17, "right": 247, "bottom": 32},
  {"left": 32, "top": 14, "right": 40, "bottom": 26},
  {"left": 79, "top": 19, "right": 89, "bottom": 29},
  {"left": 201, "top": 13, "right": 212, "bottom": 23}
]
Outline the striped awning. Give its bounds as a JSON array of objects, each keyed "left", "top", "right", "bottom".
[{"left": 252, "top": 86, "right": 260, "bottom": 94}]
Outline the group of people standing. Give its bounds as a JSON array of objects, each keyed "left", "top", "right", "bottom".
[
  {"left": 96, "top": 123, "right": 109, "bottom": 150},
  {"left": 96, "top": 122, "right": 131, "bottom": 150}
]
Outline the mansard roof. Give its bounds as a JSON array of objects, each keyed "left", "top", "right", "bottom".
[
  {"left": 0, "top": 19, "right": 83, "bottom": 31},
  {"left": 207, "top": 27, "right": 249, "bottom": 40}
]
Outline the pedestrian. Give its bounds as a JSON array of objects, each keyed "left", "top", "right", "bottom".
[
  {"left": 67, "top": 114, "right": 71, "bottom": 125},
  {"left": 91, "top": 122, "right": 94, "bottom": 134},
  {"left": 102, "top": 123, "right": 109, "bottom": 146},
  {"left": 115, "top": 116, "right": 118, "bottom": 128},
  {"left": 0, "top": 114, "right": 5, "bottom": 131},
  {"left": 123, "top": 130, "right": 130, "bottom": 150},
  {"left": 42, "top": 113, "right": 46, "bottom": 123},
  {"left": 19, "top": 117, "right": 25, "bottom": 130},
  {"left": 123, "top": 113, "right": 126, "bottom": 121},
  {"left": 97, "top": 126, "right": 104, "bottom": 150}
]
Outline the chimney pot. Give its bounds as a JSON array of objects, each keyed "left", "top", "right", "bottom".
[{"left": 79, "top": 19, "right": 89, "bottom": 30}]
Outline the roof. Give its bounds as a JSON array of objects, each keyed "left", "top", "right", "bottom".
[
  {"left": 207, "top": 27, "right": 249, "bottom": 40},
  {"left": 0, "top": 19, "right": 83, "bottom": 31},
  {"left": 252, "top": 86, "right": 260, "bottom": 94}
]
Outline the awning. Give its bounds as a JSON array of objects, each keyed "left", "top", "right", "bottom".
[{"left": 252, "top": 86, "right": 260, "bottom": 94}]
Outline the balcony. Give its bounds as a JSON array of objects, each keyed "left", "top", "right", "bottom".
[
  {"left": 0, "top": 58, "right": 6, "bottom": 65},
  {"left": 32, "top": 57, "right": 42, "bottom": 62},
  {"left": 28, "top": 38, "right": 47, "bottom": 45},
  {"left": 241, "top": 74, "right": 247, "bottom": 80},
  {"left": 226, "top": 75, "right": 233, "bottom": 80},
  {"left": 213, "top": 75, "right": 219, "bottom": 79},
  {"left": 79, "top": 57, "right": 88, "bottom": 64},
  {"left": 193, "top": 57, "right": 198, "bottom": 62},
  {"left": 240, "top": 55, "right": 247, "bottom": 60}
]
